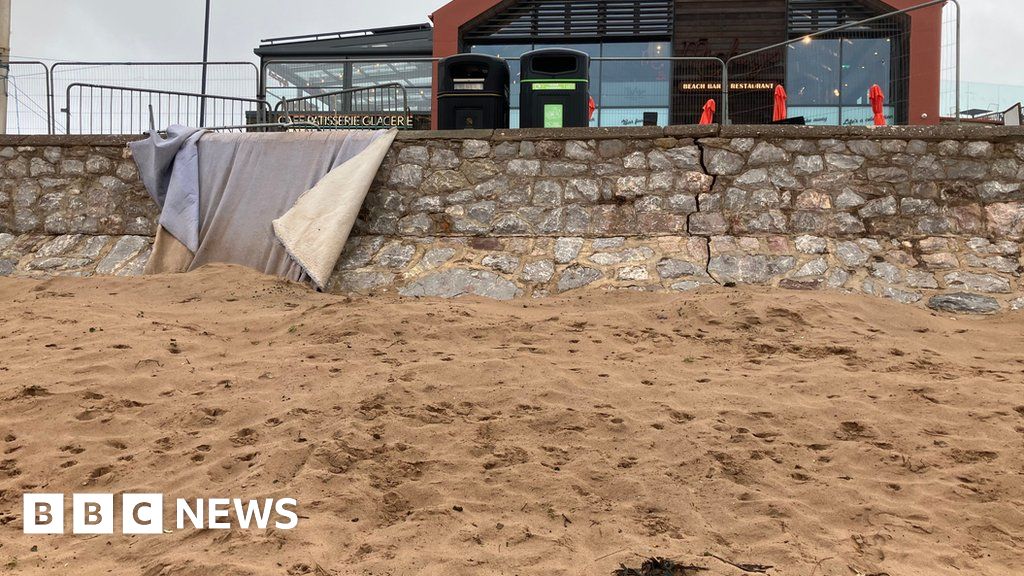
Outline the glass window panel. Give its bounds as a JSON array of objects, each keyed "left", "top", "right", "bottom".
[
  {"left": 265, "top": 61, "right": 433, "bottom": 112},
  {"left": 786, "top": 39, "right": 840, "bottom": 106},
  {"left": 840, "top": 38, "right": 891, "bottom": 106},
  {"left": 267, "top": 62, "right": 347, "bottom": 90},
  {"left": 600, "top": 42, "right": 671, "bottom": 109},
  {"left": 349, "top": 61, "right": 432, "bottom": 88}
]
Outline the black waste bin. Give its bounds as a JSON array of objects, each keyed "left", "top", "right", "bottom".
[
  {"left": 437, "top": 54, "right": 510, "bottom": 130},
  {"left": 519, "top": 48, "right": 590, "bottom": 129}
]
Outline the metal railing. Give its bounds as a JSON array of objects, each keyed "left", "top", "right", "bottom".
[{"left": 62, "top": 83, "right": 271, "bottom": 135}]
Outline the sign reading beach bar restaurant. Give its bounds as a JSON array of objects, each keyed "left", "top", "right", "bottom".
[{"left": 678, "top": 82, "right": 775, "bottom": 91}]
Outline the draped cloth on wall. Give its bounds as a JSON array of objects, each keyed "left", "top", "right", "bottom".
[{"left": 131, "top": 129, "right": 397, "bottom": 290}]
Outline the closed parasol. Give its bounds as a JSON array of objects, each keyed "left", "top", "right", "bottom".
[
  {"left": 699, "top": 99, "right": 716, "bottom": 125},
  {"left": 869, "top": 84, "right": 886, "bottom": 126},
  {"left": 773, "top": 85, "right": 788, "bottom": 122}
]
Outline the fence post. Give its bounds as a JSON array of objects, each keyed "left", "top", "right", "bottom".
[
  {"left": 720, "top": 59, "right": 729, "bottom": 126},
  {"left": 953, "top": 0, "right": 961, "bottom": 124},
  {"left": 43, "top": 62, "right": 53, "bottom": 135}
]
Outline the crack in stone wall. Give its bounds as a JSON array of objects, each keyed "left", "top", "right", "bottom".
[{"left": 693, "top": 138, "right": 718, "bottom": 286}]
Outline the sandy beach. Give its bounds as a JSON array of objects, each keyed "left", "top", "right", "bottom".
[{"left": 0, "top": 264, "right": 1021, "bottom": 575}]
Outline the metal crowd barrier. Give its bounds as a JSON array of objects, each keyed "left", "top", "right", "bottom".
[
  {"left": 50, "top": 61, "right": 260, "bottom": 133},
  {"left": 62, "top": 83, "right": 272, "bottom": 135}
]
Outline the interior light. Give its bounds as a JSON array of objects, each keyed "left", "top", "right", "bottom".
[{"left": 802, "top": 36, "right": 813, "bottom": 44}]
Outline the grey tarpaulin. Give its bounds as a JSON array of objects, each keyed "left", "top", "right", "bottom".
[
  {"left": 132, "top": 129, "right": 397, "bottom": 289},
  {"left": 128, "top": 125, "right": 201, "bottom": 209}
]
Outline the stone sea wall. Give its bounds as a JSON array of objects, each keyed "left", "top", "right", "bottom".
[{"left": 1, "top": 126, "right": 1023, "bottom": 313}]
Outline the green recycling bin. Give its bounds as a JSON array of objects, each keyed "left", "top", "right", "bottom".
[{"left": 519, "top": 48, "right": 590, "bottom": 129}]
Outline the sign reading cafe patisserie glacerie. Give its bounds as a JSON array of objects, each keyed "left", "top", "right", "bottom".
[{"left": 285, "top": 112, "right": 416, "bottom": 128}]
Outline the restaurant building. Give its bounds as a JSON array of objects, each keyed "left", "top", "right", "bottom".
[{"left": 255, "top": 0, "right": 945, "bottom": 128}]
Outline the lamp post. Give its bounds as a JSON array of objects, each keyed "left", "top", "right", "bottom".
[
  {"left": 199, "top": 0, "right": 211, "bottom": 127},
  {"left": 0, "top": 0, "right": 11, "bottom": 135}
]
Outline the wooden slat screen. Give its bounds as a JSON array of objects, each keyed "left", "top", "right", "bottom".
[{"left": 463, "top": 0, "right": 673, "bottom": 42}]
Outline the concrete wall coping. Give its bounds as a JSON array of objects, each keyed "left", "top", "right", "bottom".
[{"left": 3, "top": 124, "right": 1023, "bottom": 148}]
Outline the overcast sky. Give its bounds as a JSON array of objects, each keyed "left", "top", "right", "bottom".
[{"left": 9, "top": 0, "right": 1022, "bottom": 86}]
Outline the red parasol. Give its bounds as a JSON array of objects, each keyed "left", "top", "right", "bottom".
[
  {"left": 773, "top": 85, "right": 788, "bottom": 122},
  {"left": 699, "top": 99, "right": 716, "bottom": 125},
  {"left": 869, "top": 84, "right": 886, "bottom": 126}
]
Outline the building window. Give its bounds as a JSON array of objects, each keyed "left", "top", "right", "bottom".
[
  {"left": 786, "top": 36, "right": 894, "bottom": 125},
  {"left": 265, "top": 60, "right": 433, "bottom": 112},
  {"left": 470, "top": 41, "right": 670, "bottom": 127}
]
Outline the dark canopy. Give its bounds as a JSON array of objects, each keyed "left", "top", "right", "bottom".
[{"left": 255, "top": 23, "right": 434, "bottom": 59}]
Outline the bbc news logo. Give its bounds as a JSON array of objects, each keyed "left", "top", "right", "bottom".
[{"left": 23, "top": 494, "right": 299, "bottom": 534}]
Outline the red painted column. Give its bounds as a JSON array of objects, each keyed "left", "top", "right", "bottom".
[{"left": 884, "top": 0, "right": 945, "bottom": 125}]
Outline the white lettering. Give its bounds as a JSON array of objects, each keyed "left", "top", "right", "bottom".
[
  {"left": 122, "top": 494, "right": 163, "bottom": 534},
  {"left": 24, "top": 494, "right": 63, "bottom": 534},
  {"left": 233, "top": 499, "right": 273, "bottom": 530},
  {"left": 73, "top": 493, "right": 113, "bottom": 534},
  {"left": 207, "top": 498, "right": 231, "bottom": 529},
  {"left": 176, "top": 498, "right": 203, "bottom": 529},
  {"left": 274, "top": 498, "right": 299, "bottom": 530}
]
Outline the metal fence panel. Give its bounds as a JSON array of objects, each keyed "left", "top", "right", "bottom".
[
  {"left": 63, "top": 83, "right": 270, "bottom": 135},
  {"left": 51, "top": 61, "right": 259, "bottom": 133},
  {"left": 3, "top": 61, "right": 52, "bottom": 135}
]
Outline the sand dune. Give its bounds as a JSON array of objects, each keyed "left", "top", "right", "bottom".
[{"left": 0, "top": 264, "right": 1022, "bottom": 575}]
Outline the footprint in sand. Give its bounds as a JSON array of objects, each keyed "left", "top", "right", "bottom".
[
  {"left": 835, "top": 421, "right": 876, "bottom": 440},
  {"left": 949, "top": 449, "right": 999, "bottom": 464},
  {"left": 0, "top": 459, "right": 21, "bottom": 478},
  {"left": 668, "top": 409, "right": 695, "bottom": 424},
  {"left": 88, "top": 465, "right": 113, "bottom": 481},
  {"left": 198, "top": 407, "right": 227, "bottom": 426},
  {"left": 230, "top": 428, "right": 259, "bottom": 446},
  {"left": 75, "top": 410, "right": 101, "bottom": 421}
]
